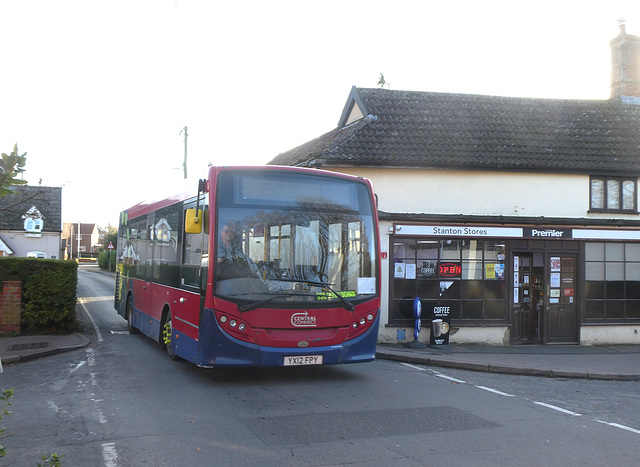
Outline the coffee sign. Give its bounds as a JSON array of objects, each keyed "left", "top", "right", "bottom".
[{"left": 429, "top": 304, "right": 452, "bottom": 347}]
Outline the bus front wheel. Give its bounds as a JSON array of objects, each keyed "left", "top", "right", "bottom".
[{"left": 162, "top": 311, "right": 178, "bottom": 360}]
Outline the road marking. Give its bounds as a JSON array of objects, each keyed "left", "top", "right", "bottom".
[
  {"left": 432, "top": 370, "right": 466, "bottom": 384},
  {"left": 533, "top": 401, "right": 582, "bottom": 416},
  {"left": 110, "top": 330, "right": 129, "bottom": 335},
  {"left": 475, "top": 385, "right": 515, "bottom": 397},
  {"left": 398, "top": 362, "right": 639, "bottom": 432},
  {"left": 400, "top": 362, "right": 467, "bottom": 383},
  {"left": 79, "top": 298, "right": 103, "bottom": 342},
  {"left": 81, "top": 296, "right": 114, "bottom": 303},
  {"left": 102, "top": 442, "right": 119, "bottom": 467},
  {"left": 596, "top": 419, "right": 640, "bottom": 435},
  {"left": 71, "top": 361, "right": 86, "bottom": 373},
  {"left": 400, "top": 362, "right": 427, "bottom": 372}
]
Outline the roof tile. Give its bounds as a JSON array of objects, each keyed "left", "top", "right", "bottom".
[{"left": 269, "top": 88, "right": 640, "bottom": 175}]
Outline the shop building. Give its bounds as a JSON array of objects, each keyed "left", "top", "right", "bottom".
[{"left": 269, "top": 26, "right": 640, "bottom": 346}]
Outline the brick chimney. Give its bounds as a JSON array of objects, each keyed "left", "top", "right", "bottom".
[{"left": 610, "top": 19, "right": 640, "bottom": 99}]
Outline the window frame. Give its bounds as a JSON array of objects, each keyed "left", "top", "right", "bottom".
[
  {"left": 389, "top": 237, "right": 507, "bottom": 326},
  {"left": 24, "top": 217, "right": 43, "bottom": 232},
  {"left": 589, "top": 176, "right": 638, "bottom": 213}
]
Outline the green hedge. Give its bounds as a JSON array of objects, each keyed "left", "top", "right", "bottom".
[
  {"left": 98, "top": 251, "right": 116, "bottom": 271},
  {"left": 0, "top": 258, "right": 78, "bottom": 334}
]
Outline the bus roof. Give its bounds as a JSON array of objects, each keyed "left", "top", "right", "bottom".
[{"left": 123, "top": 192, "right": 193, "bottom": 220}]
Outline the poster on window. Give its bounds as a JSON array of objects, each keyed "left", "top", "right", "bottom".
[
  {"left": 394, "top": 263, "right": 405, "bottom": 279},
  {"left": 486, "top": 264, "right": 495, "bottom": 279},
  {"left": 485, "top": 263, "right": 505, "bottom": 280},
  {"left": 550, "top": 272, "right": 560, "bottom": 288},
  {"left": 405, "top": 263, "right": 416, "bottom": 280},
  {"left": 550, "top": 257, "right": 561, "bottom": 271}
]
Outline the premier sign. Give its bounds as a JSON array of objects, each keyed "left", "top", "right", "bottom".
[{"left": 523, "top": 228, "right": 572, "bottom": 238}]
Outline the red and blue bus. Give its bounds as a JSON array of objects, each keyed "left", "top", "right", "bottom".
[{"left": 114, "top": 166, "right": 380, "bottom": 367}]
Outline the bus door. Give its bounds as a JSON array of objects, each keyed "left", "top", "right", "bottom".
[{"left": 135, "top": 212, "right": 155, "bottom": 335}]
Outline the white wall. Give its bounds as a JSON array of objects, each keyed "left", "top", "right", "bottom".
[
  {"left": 335, "top": 167, "right": 638, "bottom": 221},
  {"left": 581, "top": 325, "right": 640, "bottom": 345},
  {"left": 1, "top": 231, "right": 62, "bottom": 259}
]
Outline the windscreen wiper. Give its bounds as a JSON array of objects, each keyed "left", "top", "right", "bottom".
[{"left": 274, "top": 278, "right": 356, "bottom": 311}]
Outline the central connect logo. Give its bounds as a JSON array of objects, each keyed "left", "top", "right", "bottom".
[{"left": 291, "top": 311, "right": 317, "bottom": 327}]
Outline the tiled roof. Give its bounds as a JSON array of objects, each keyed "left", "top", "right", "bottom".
[
  {"left": 268, "top": 87, "right": 640, "bottom": 175},
  {"left": 0, "top": 185, "right": 62, "bottom": 231}
]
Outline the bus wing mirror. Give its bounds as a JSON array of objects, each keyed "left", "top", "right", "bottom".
[{"left": 185, "top": 208, "right": 203, "bottom": 234}]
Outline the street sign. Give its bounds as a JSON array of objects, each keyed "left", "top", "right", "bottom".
[{"left": 107, "top": 242, "right": 114, "bottom": 250}]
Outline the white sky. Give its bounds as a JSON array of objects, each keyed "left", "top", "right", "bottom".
[{"left": 2, "top": 0, "right": 640, "bottom": 228}]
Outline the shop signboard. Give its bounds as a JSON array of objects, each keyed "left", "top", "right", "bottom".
[{"left": 429, "top": 302, "right": 453, "bottom": 347}]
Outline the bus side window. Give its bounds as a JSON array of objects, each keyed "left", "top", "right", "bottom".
[{"left": 182, "top": 207, "right": 209, "bottom": 289}]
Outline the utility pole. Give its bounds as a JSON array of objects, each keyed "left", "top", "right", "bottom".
[{"left": 181, "top": 126, "right": 188, "bottom": 179}]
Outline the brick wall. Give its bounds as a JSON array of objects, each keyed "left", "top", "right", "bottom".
[{"left": 0, "top": 281, "right": 22, "bottom": 335}]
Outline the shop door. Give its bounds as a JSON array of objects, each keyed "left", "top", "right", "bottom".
[
  {"left": 545, "top": 254, "right": 578, "bottom": 344},
  {"left": 512, "top": 254, "right": 543, "bottom": 344}
]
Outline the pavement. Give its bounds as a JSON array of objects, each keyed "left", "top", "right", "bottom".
[{"left": 1, "top": 331, "right": 639, "bottom": 380}]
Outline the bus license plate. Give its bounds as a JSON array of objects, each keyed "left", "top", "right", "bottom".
[{"left": 283, "top": 355, "right": 323, "bottom": 366}]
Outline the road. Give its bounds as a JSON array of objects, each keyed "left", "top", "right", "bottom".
[{"left": 2, "top": 266, "right": 640, "bottom": 466}]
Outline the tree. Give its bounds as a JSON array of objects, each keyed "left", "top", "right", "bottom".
[
  {"left": 99, "top": 225, "right": 118, "bottom": 252},
  {"left": 0, "top": 144, "right": 27, "bottom": 197}
]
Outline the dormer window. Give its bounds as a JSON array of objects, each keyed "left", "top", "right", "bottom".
[
  {"left": 24, "top": 217, "right": 43, "bottom": 232},
  {"left": 590, "top": 176, "right": 637, "bottom": 213},
  {"left": 22, "top": 206, "right": 45, "bottom": 236}
]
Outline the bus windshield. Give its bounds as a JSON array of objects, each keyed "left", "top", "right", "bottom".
[{"left": 214, "top": 171, "right": 378, "bottom": 309}]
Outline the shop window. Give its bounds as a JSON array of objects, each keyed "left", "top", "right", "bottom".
[
  {"left": 390, "top": 237, "right": 506, "bottom": 325},
  {"left": 484, "top": 301, "right": 505, "bottom": 319},
  {"left": 590, "top": 176, "right": 637, "bottom": 212},
  {"left": 586, "top": 300, "right": 605, "bottom": 319},
  {"left": 585, "top": 241, "right": 640, "bottom": 321},
  {"left": 627, "top": 301, "right": 640, "bottom": 318},
  {"left": 461, "top": 301, "right": 483, "bottom": 319},
  {"left": 461, "top": 281, "right": 483, "bottom": 299}
]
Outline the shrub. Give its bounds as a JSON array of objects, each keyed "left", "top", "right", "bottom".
[
  {"left": 97, "top": 251, "right": 116, "bottom": 271},
  {"left": 0, "top": 258, "right": 77, "bottom": 334}
]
